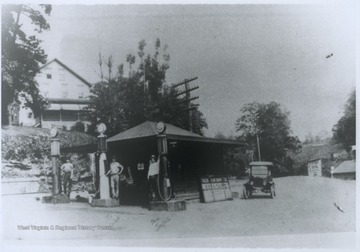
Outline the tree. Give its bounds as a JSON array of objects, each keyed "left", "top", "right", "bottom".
[
  {"left": 235, "top": 102, "right": 301, "bottom": 163},
  {"left": 2, "top": 4, "right": 52, "bottom": 125},
  {"left": 87, "top": 39, "right": 207, "bottom": 137},
  {"left": 87, "top": 79, "right": 129, "bottom": 136},
  {"left": 214, "top": 132, "right": 249, "bottom": 178},
  {"left": 303, "top": 132, "right": 315, "bottom": 144},
  {"left": 332, "top": 89, "right": 355, "bottom": 151},
  {"left": 126, "top": 54, "right": 135, "bottom": 77}
]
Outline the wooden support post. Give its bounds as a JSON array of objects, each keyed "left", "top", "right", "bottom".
[{"left": 185, "top": 82, "right": 193, "bottom": 132}]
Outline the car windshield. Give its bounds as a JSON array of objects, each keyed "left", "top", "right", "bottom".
[{"left": 251, "top": 166, "right": 268, "bottom": 175}]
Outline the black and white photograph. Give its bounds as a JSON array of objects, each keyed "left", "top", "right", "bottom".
[{"left": 1, "top": 0, "right": 358, "bottom": 251}]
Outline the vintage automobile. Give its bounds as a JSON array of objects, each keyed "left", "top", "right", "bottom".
[{"left": 243, "top": 161, "right": 275, "bottom": 199}]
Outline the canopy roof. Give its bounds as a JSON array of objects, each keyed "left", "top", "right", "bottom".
[
  {"left": 62, "top": 121, "right": 245, "bottom": 153},
  {"left": 108, "top": 121, "right": 244, "bottom": 146},
  {"left": 47, "top": 103, "right": 88, "bottom": 111}
]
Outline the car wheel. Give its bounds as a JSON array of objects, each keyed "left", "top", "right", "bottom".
[
  {"left": 243, "top": 186, "right": 249, "bottom": 199},
  {"left": 270, "top": 185, "right": 275, "bottom": 199}
]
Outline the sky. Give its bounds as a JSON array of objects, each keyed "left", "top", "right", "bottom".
[{"left": 16, "top": 1, "right": 357, "bottom": 140}]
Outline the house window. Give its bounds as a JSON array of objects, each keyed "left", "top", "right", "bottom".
[
  {"left": 62, "top": 111, "right": 78, "bottom": 121},
  {"left": 46, "top": 74, "right": 52, "bottom": 79},
  {"left": 28, "top": 112, "right": 33, "bottom": 118},
  {"left": 63, "top": 92, "right": 68, "bottom": 98},
  {"left": 43, "top": 111, "right": 60, "bottom": 121}
]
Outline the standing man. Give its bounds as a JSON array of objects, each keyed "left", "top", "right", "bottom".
[
  {"left": 61, "top": 159, "right": 74, "bottom": 197},
  {"left": 106, "top": 157, "right": 124, "bottom": 200},
  {"left": 147, "top": 154, "right": 160, "bottom": 201}
]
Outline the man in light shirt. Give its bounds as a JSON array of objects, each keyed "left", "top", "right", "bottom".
[
  {"left": 147, "top": 155, "right": 160, "bottom": 179},
  {"left": 147, "top": 155, "right": 159, "bottom": 201},
  {"left": 105, "top": 157, "right": 124, "bottom": 199},
  {"left": 61, "top": 159, "right": 74, "bottom": 197}
]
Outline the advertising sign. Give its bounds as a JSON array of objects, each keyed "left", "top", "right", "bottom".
[
  {"left": 137, "top": 163, "right": 144, "bottom": 170},
  {"left": 307, "top": 159, "right": 322, "bottom": 177},
  {"left": 200, "top": 176, "right": 232, "bottom": 203}
]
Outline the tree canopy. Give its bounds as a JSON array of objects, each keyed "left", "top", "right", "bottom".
[
  {"left": 2, "top": 4, "right": 52, "bottom": 124},
  {"left": 235, "top": 102, "right": 301, "bottom": 163},
  {"left": 332, "top": 89, "right": 355, "bottom": 151},
  {"left": 87, "top": 39, "right": 207, "bottom": 137}
]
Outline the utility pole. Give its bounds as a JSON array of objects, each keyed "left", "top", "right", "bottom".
[
  {"left": 256, "top": 133, "right": 261, "bottom": 161},
  {"left": 171, "top": 77, "right": 199, "bottom": 132},
  {"left": 185, "top": 81, "right": 193, "bottom": 132}
]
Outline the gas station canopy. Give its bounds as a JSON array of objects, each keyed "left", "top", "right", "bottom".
[
  {"left": 62, "top": 121, "right": 245, "bottom": 153},
  {"left": 108, "top": 121, "right": 244, "bottom": 146}
]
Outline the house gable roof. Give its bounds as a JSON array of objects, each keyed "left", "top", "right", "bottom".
[{"left": 40, "top": 58, "right": 91, "bottom": 87}]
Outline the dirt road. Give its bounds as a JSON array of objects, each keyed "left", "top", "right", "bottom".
[{"left": 1, "top": 176, "right": 356, "bottom": 248}]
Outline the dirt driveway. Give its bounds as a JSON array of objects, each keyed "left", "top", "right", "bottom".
[{"left": 1, "top": 176, "right": 356, "bottom": 248}]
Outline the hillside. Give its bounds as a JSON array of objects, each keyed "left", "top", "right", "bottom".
[
  {"left": 2, "top": 125, "right": 97, "bottom": 160},
  {"left": 1, "top": 125, "right": 97, "bottom": 178}
]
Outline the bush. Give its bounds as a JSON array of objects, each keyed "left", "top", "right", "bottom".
[{"left": 71, "top": 121, "right": 85, "bottom": 132}]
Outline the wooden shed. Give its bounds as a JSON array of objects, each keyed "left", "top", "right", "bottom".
[{"left": 333, "top": 160, "right": 356, "bottom": 180}]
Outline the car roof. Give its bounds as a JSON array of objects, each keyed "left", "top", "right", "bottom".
[{"left": 249, "top": 161, "right": 274, "bottom": 166}]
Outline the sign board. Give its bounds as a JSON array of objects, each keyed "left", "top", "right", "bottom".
[
  {"left": 307, "top": 159, "right": 322, "bottom": 177},
  {"left": 200, "top": 176, "right": 232, "bottom": 203},
  {"left": 137, "top": 163, "right": 144, "bottom": 170}
]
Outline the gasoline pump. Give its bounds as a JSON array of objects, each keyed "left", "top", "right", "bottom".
[{"left": 155, "top": 122, "right": 172, "bottom": 202}]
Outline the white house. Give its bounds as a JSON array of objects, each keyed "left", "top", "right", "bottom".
[{"left": 16, "top": 58, "right": 92, "bottom": 129}]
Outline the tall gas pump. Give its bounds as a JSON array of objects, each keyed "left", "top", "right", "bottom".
[
  {"left": 149, "top": 122, "right": 186, "bottom": 211},
  {"left": 91, "top": 123, "right": 120, "bottom": 207},
  {"left": 42, "top": 127, "right": 70, "bottom": 204},
  {"left": 155, "top": 122, "right": 172, "bottom": 201}
]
